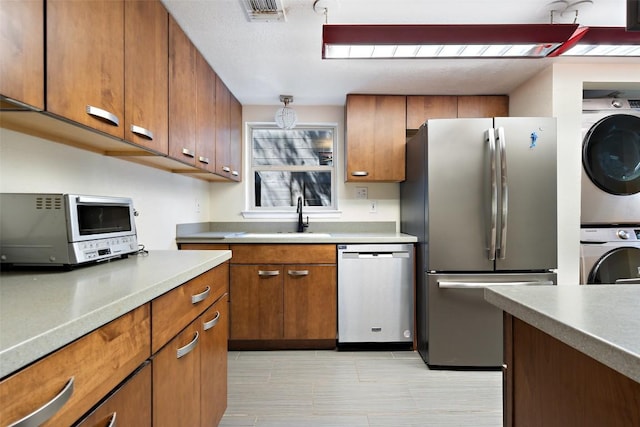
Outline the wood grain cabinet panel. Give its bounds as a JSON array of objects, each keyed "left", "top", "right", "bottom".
[
  {"left": 151, "top": 264, "right": 229, "bottom": 353},
  {"left": 200, "top": 296, "right": 229, "bottom": 427},
  {"left": 124, "top": 0, "right": 169, "bottom": 154},
  {"left": 457, "top": 95, "right": 509, "bottom": 118},
  {"left": 168, "top": 14, "right": 197, "bottom": 166},
  {"left": 0, "top": 305, "right": 150, "bottom": 427},
  {"left": 406, "top": 95, "right": 457, "bottom": 129},
  {"left": 196, "top": 52, "right": 217, "bottom": 172},
  {"left": 284, "top": 265, "right": 337, "bottom": 340},
  {"left": 215, "top": 76, "right": 233, "bottom": 179},
  {"left": 0, "top": 0, "right": 44, "bottom": 110},
  {"left": 46, "top": 0, "right": 125, "bottom": 138},
  {"left": 229, "top": 92, "right": 243, "bottom": 181},
  {"left": 345, "top": 94, "right": 406, "bottom": 182},
  {"left": 76, "top": 362, "right": 152, "bottom": 427}
]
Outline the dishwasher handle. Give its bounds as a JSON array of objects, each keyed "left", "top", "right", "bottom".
[
  {"left": 341, "top": 251, "right": 410, "bottom": 259},
  {"left": 438, "top": 280, "right": 554, "bottom": 289}
]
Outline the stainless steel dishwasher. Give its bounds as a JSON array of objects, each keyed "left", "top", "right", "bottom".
[{"left": 338, "top": 244, "right": 414, "bottom": 345}]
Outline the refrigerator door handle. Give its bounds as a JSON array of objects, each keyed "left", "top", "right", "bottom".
[
  {"left": 497, "top": 126, "right": 509, "bottom": 260},
  {"left": 438, "top": 280, "right": 554, "bottom": 289},
  {"left": 486, "top": 128, "right": 498, "bottom": 261}
]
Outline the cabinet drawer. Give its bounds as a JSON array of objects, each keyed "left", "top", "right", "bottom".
[
  {"left": 0, "top": 304, "right": 150, "bottom": 427},
  {"left": 151, "top": 264, "right": 229, "bottom": 353},
  {"left": 230, "top": 244, "right": 336, "bottom": 264},
  {"left": 76, "top": 362, "right": 151, "bottom": 427}
]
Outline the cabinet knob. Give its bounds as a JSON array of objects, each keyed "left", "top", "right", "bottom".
[{"left": 182, "top": 148, "right": 195, "bottom": 158}]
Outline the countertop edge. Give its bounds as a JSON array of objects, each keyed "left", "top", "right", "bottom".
[
  {"left": 176, "top": 233, "right": 418, "bottom": 244},
  {"left": 0, "top": 250, "right": 231, "bottom": 378},
  {"left": 484, "top": 288, "right": 640, "bottom": 383}
]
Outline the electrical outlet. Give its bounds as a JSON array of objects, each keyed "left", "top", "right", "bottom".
[
  {"left": 369, "top": 200, "right": 377, "bottom": 213},
  {"left": 356, "top": 186, "right": 368, "bottom": 199}
]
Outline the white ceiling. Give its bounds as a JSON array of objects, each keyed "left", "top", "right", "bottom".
[{"left": 161, "top": 0, "right": 635, "bottom": 106}]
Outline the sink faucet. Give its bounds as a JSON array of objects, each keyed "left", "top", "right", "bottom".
[{"left": 296, "top": 196, "right": 309, "bottom": 233}]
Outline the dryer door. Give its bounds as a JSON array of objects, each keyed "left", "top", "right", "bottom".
[
  {"left": 587, "top": 247, "right": 640, "bottom": 284},
  {"left": 583, "top": 114, "right": 640, "bottom": 195}
]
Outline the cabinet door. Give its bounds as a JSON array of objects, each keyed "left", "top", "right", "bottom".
[
  {"left": 406, "top": 96, "right": 457, "bottom": 129},
  {"left": 229, "top": 92, "right": 243, "bottom": 181},
  {"left": 0, "top": 305, "right": 150, "bottom": 427},
  {"left": 230, "top": 264, "right": 283, "bottom": 340},
  {"left": 215, "top": 75, "right": 232, "bottom": 178},
  {"left": 195, "top": 52, "right": 216, "bottom": 172},
  {"left": 76, "top": 363, "right": 151, "bottom": 427},
  {"left": 153, "top": 322, "right": 200, "bottom": 427},
  {"left": 457, "top": 95, "right": 509, "bottom": 118},
  {"left": 124, "top": 0, "right": 168, "bottom": 154},
  {"left": 345, "top": 94, "right": 406, "bottom": 182},
  {"left": 168, "top": 15, "right": 197, "bottom": 165},
  {"left": 284, "top": 265, "right": 337, "bottom": 340},
  {"left": 46, "top": 0, "right": 124, "bottom": 138},
  {"left": 200, "top": 296, "right": 229, "bottom": 427},
  {"left": 0, "top": 0, "right": 44, "bottom": 110}
]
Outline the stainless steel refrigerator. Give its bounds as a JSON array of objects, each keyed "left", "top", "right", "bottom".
[{"left": 400, "top": 117, "right": 557, "bottom": 368}]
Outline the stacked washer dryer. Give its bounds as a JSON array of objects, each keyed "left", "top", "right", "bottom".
[{"left": 580, "top": 98, "right": 640, "bottom": 284}]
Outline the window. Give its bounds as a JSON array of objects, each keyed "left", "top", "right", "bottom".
[{"left": 249, "top": 124, "right": 336, "bottom": 212}]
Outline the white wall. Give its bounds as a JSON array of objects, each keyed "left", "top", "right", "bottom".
[
  {"left": 0, "top": 128, "right": 211, "bottom": 249},
  {"left": 208, "top": 104, "right": 401, "bottom": 228},
  {"left": 510, "top": 62, "right": 640, "bottom": 285}
]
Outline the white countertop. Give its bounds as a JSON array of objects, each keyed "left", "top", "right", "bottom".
[
  {"left": 0, "top": 250, "right": 231, "bottom": 378},
  {"left": 484, "top": 285, "right": 640, "bottom": 383},
  {"left": 177, "top": 231, "right": 417, "bottom": 244}
]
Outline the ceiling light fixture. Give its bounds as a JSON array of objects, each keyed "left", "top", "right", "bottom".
[
  {"left": 322, "top": 24, "right": 582, "bottom": 59},
  {"left": 275, "top": 95, "right": 297, "bottom": 129},
  {"left": 556, "top": 26, "right": 640, "bottom": 56}
]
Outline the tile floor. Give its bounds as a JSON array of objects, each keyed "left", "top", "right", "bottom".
[{"left": 219, "top": 350, "right": 502, "bottom": 426}]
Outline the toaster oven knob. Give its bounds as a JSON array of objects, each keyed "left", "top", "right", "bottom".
[
  {"left": 1, "top": 255, "right": 6, "bottom": 261},
  {"left": 617, "top": 230, "right": 630, "bottom": 240}
]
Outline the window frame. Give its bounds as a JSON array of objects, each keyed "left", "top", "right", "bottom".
[{"left": 243, "top": 122, "right": 339, "bottom": 218}]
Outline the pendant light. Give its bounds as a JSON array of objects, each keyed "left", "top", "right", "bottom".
[{"left": 275, "top": 95, "right": 297, "bottom": 129}]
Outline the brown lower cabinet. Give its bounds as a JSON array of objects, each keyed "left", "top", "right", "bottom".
[
  {"left": 0, "top": 263, "right": 229, "bottom": 427},
  {"left": 504, "top": 314, "right": 640, "bottom": 427},
  {"left": 76, "top": 363, "right": 152, "bottom": 427}
]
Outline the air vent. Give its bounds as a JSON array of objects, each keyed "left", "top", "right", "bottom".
[
  {"left": 240, "top": 0, "right": 286, "bottom": 22},
  {"left": 35, "top": 196, "right": 62, "bottom": 210}
]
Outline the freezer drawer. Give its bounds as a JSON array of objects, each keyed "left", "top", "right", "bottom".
[
  {"left": 426, "top": 272, "right": 556, "bottom": 367},
  {"left": 338, "top": 244, "right": 414, "bottom": 344}
]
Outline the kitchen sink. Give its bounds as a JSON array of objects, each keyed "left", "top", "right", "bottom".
[{"left": 233, "top": 232, "right": 332, "bottom": 239}]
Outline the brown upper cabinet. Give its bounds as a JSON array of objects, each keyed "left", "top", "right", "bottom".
[
  {"left": 406, "top": 95, "right": 509, "bottom": 129},
  {"left": 195, "top": 53, "right": 217, "bottom": 173},
  {"left": 0, "top": 0, "right": 44, "bottom": 110},
  {"left": 47, "top": 0, "right": 125, "bottom": 139},
  {"left": 124, "top": 0, "right": 169, "bottom": 154},
  {"left": 168, "top": 14, "right": 197, "bottom": 166},
  {"left": 215, "top": 77, "right": 242, "bottom": 181},
  {"left": 46, "top": 0, "right": 169, "bottom": 152},
  {"left": 457, "top": 95, "right": 509, "bottom": 118},
  {"left": 345, "top": 94, "right": 406, "bottom": 182}
]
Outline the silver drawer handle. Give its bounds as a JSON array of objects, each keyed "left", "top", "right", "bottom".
[
  {"left": 86, "top": 105, "right": 119, "bottom": 126},
  {"left": 351, "top": 171, "right": 369, "bottom": 177},
  {"left": 231, "top": 170, "right": 239, "bottom": 176},
  {"left": 130, "top": 124, "right": 154, "bottom": 140},
  {"left": 182, "top": 148, "right": 195, "bottom": 158},
  {"left": 203, "top": 311, "right": 221, "bottom": 331},
  {"left": 198, "top": 156, "right": 210, "bottom": 164},
  {"left": 176, "top": 331, "right": 199, "bottom": 359},
  {"left": 8, "top": 377, "right": 75, "bottom": 427},
  {"left": 222, "top": 166, "right": 231, "bottom": 173},
  {"left": 258, "top": 270, "right": 280, "bottom": 277},
  {"left": 191, "top": 286, "right": 211, "bottom": 304},
  {"left": 287, "top": 270, "right": 309, "bottom": 276},
  {"left": 106, "top": 412, "right": 117, "bottom": 427},
  {"left": 438, "top": 280, "right": 554, "bottom": 289}
]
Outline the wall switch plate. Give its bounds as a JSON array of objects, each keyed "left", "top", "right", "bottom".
[
  {"left": 195, "top": 199, "right": 201, "bottom": 213},
  {"left": 369, "top": 200, "right": 377, "bottom": 213},
  {"left": 356, "top": 186, "right": 368, "bottom": 199}
]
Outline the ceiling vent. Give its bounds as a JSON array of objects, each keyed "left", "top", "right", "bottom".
[{"left": 240, "top": 0, "right": 286, "bottom": 22}]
